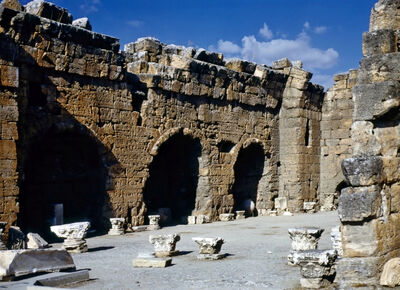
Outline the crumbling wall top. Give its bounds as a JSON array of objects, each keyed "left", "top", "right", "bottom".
[{"left": 370, "top": 0, "right": 400, "bottom": 31}]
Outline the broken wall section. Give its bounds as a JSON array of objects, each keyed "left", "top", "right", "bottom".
[
  {"left": 320, "top": 70, "right": 357, "bottom": 211},
  {"left": 337, "top": 0, "right": 400, "bottom": 287}
]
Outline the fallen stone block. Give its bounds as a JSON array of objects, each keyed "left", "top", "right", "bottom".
[
  {"left": 219, "top": 213, "right": 234, "bottom": 222},
  {"left": 132, "top": 253, "right": 172, "bottom": 268},
  {"left": 131, "top": 225, "right": 148, "bottom": 232},
  {"left": 0, "top": 249, "right": 75, "bottom": 281},
  {"left": 149, "top": 234, "right": 180, "bottom": 257},
  {"left": 34, "top": 269, "right": 90, "bottom": 287},
  {"left": 380, "top": 258, "right": 400, "bottom": 287},
  {"left": 50, "top": 222, "right": 90, "bottom": 253},
  {"left": 27, "top": 233, "right": 49, "bottom": 249}
]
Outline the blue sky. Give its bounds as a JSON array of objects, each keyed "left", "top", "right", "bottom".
[{"left": 21, "top": 0, "right": 377, "bottom": 88}]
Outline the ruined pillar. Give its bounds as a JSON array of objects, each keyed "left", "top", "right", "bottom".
[
  {"left": 277, "top": 59, "right": 323, "bottom": 213},
  {"left": 337, "top": 0, "right": 400, "bottom": 287}
]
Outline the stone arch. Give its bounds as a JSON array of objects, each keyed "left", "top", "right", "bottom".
[
  {"left": 231, "top": 138, "right": 268, "bottom": 215},
  {"left": 143, "top": 127, "right": 206, "bottom": 225},
  {"left": 18, "top": 126, "right": 108, "bottom": 240}
]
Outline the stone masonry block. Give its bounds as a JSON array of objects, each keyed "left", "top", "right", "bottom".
[
  {"left": 339, "top": 185, "right": 381, "bottom": 222},
  {"left": 363, "top": 30, "right": 396, "bottom": 56},
  {"left": 342, "top": 156, "right": 383, "bottom": 187},
  {"left": 25, "top": 0, "right": 72, "bottom": 24}
]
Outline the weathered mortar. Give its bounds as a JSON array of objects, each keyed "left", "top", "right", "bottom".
[{"left": 0, "top": 0, "right": 325, "bottom": 235}]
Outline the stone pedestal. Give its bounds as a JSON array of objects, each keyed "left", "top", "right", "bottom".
[
  {"left": 149, "top": 234, "right": 180, "bottom": 257},
  {"left": 293, "top": 250, "right": 337, "bottom": 289},
  {"left": 219, "top": 213, "right": 234, "bottom": 222},
  {"left": 192, "top": 237, "right": 225, "bottom": 260},
  {"left": 288, "top": 227, "right": 324, "bottom": 265},
  {"left": 50, "top": 222, "right": 90, "bottom": 253},
  {"left": 108, "top": 218, "right": 125, "bottom": 235},
  {"left": 187, "top": 216, "right": 196, "bottom": 224},
  {"left": 235, "top": 211, "right": 245, "bottom": 220},
  {"left": 148, "top": 215, "right": 160, "bottom": 230},
  {"left": 0, "top": 222, "right": 7, "bottom": 250},
  {"left": 196, "top": 215, "right": 210, "bottom": 224},
  {"left": 303, "top": 202, "right": 317, "bottom": 213}
]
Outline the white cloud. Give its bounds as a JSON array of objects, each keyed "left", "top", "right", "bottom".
[
  {"left": 126, "top": 20, "right": 144, "bottom": 28},
  {"left": 80, "top": 0, "right": 101, "bottom": 13},
  {"left": 303, "top": 21, "right": 311, "bottom": 30},
  {"left": 314, "top": 26, "right": 328, "bottom": 34},
  {"left": 259, "top": 23, "right": 273, "bottom": 40},
  {"left": 212, "top": 24, "right": 338, "bottom": 71},
  {"left": 215, "top": 40, "right": 241, "bottom": 55}
]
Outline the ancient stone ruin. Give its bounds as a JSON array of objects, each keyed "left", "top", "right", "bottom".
[{"left": 0, "top": 0, "right": 398, "bottom": 287}]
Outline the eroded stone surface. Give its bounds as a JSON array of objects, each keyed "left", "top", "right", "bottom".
[
  {"left": 193, "top": 237, "right": 224, "bottom": 259},
  {"left": 148, "top": 215, "right": 160, "bottom": 230},
  {"left": 26, "top": 233, "right": 49, "bottom": 249},
  {"left": 0, "top": 249, "right": 75, "bottom": 280},
  {"left": 219, "top": 214, "right": 234, "bottom": 222},
  {"left": 288, "top": 227, "right": 324, "bottom": 251},
  {"left": 7, "top": 226, "right": 26, "bottom": 250},
  {"left": 50, "top": 222, "right": 90, "bottom": 253},
  {"left": 380, "top": 258, "right": 400, "bottom": 287},
  {"left": 108, "top": 218, "right": 125, "bottom": 236},
  {"left": 149, "top": 234, "right": 180, "bottom": 257}
]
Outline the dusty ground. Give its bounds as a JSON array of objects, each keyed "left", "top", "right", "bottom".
[{"left": 4, "top": 211, "right": 339, "bottom": 290}]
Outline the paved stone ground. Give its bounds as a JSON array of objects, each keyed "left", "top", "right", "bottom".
[{"left": 3, "top": 211, "right": 339, "bottom": 289}]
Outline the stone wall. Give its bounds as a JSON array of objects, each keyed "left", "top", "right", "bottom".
[
  {"left": 0, "top": 1, "right": 325, "bottom": 233},
  {"left": 319, "top": 70, "right": 357, "bottom": 211},
  {"left": 337, "top": 0, "right": 400, "bottom": 287}
]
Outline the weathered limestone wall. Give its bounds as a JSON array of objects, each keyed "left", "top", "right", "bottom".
[
  {"left": 276, "top": 61, "right": 324, "bottom": 212},
  {"left": 337, "top": 0, "right": 400, "bottom": 287},
  {"left": 0, "top": 1, "right": 324, "bottom": 231},
  {"left": 319, "top": 71, "right": 357, "bottom": 211}
]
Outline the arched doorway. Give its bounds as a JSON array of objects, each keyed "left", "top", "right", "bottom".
[
  {"left": 19, "top": 131, "right": 107, "bottom": 239},
  {"left": 144, "top": 133, "right": 201, "bottom": 225},
  {"left": 232, "top": 143, "right": 265, "bottom": 216}
]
